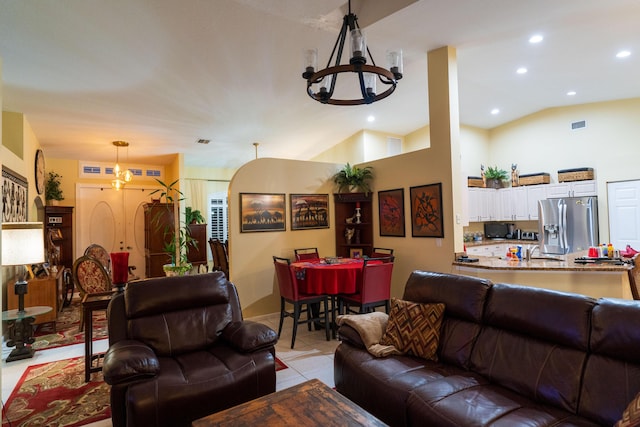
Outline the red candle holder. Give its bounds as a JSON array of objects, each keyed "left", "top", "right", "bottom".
[{"left": 110, "top": 252, "right": 129, "bottom": 291}]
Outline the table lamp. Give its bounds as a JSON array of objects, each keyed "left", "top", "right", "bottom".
[{"left": 2, "top": 222, "right": 45, "bottom": 313}]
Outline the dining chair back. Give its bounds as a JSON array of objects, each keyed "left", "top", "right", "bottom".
[
  {"left": 72, "top": 255, "right": 114, "bottom": 331},
  {"left": 273, "top": 256, "right": 329, "bottom": 348},
  {"left": 84, "top": 244, "right": 111, "bottom": 273},
  {"left": 294, "top": 247, "right": 320, "bottom": 261},
  {"left": 338, "top": 257, "right": 395, "bottom": 314},
  {"left": 628, "top": 254, "right": 640, "bottom": 300},
  {"left": 372, "top": 247, "right": 394, "bottom": 260},
  {"left": 209, "top": 238, "right": 229, "bottom": 279}
]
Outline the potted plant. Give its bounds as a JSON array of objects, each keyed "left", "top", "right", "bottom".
[
  {"left": 332, "top": 163, "right": 374, "bottom": 195},
  {"left": 45, "top": 171, "right": 64, "bottom": 205},
  {"left": 150, "top": 179, "right": 193, "bottom": 276},
  {"left": 185, "top": 206, "right": 205, "bottom": 224},
  {"left": 484, "top": 166, "right": 509, "bottom": 189}
]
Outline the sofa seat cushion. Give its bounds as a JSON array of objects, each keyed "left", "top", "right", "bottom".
[
  {"left": 335, "top": 343, "right": 469, "bottom": 426},
  {"left": 124, "top": 343, "right": 275, "bottom": 427},
  {"left": 406, "top": 376, "right": 602, "bottom": 427}
]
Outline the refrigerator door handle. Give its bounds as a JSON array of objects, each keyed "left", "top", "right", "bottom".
[{"left": 561, "top": 201, "right": 568, "bottom": 253}]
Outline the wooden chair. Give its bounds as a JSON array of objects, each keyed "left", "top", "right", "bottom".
[
  {"left": 294, "top": 247, "right": 320, "bottom": 261},
  {"left": 273, "top": 256, "right": 329, "bottom": 348},
  {"left": 628, "top": 254, "right": 640, "bottom": 300},
  {"left": 84, "top": 244, "right": 111, "bottom": 273},
  {"left": 372, "top": 247, "right": 394, "bottom": 260},
  {"left": 338, "top": 257, "right": 395, "bottom": 314},
  {"left": 209, "top": 238, "right": 229, "bottom": 279},
  {"left": 72, "top": 255, "right": 114, "bottom": 331}
]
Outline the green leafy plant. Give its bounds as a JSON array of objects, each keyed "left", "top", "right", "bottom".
[
  {"left": 332, "top": 163, "right": 374, "bottom": 195},
  {"left": 185, "top": 206, "right": 205, "bottom": 224},
  {"left": 484, "top": 166, "right": 508, "bottom": 181},
  {"left": 45, "top": 171, "right": 64, "bottom": 201},
  {"left": 150, "top": 179, "right": 193, "bottom": 272}
]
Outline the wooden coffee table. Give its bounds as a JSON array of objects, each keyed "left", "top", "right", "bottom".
[{"left": 192, "top": 378, "right": 387, "bottom": 426}]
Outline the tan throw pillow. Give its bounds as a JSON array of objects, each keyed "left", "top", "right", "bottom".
[
  {"left": 380, "top": 298, "right": 445, "bottom": 361},
  {"left": 615, "top": 393, "right": 640, "bottom": 427}
]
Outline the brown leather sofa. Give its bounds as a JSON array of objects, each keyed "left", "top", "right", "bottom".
[
  {"left": 103, "top": 272, "right": 278, "bottom": 427},
  {"left": 335, "top": 270, "right": 640, "bottom": 426}
]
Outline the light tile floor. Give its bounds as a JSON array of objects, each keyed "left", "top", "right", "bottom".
[{"left": 1, "top": 312, "right": 340, "bottom": 426}]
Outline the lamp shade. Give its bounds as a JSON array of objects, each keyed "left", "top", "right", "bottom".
[{"left": 2, "top": 222, "right": 45, "bottom": 266}]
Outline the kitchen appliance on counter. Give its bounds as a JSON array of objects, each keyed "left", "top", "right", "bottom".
[
  {"left": 538, "top": 196, "right": 598, "bottom": 255},
  {"left": 484, "top": 222, "right": 508, "bottom": 239}
]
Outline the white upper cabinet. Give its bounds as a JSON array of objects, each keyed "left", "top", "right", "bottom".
[{"left": 546, "top": 180, "right": 597, "bottom": 198}]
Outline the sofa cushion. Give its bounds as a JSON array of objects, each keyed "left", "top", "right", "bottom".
[
  {"left": 615, "top": 393, "right": 640, "bottom": 427},
  {"left": 380, "top": 298, "right": 445, "bottom": 361}
]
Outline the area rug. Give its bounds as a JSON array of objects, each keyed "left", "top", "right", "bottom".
[
  {"left": 31, "top": 298, "right": 108, "bottom": 351},
  {"left": 1, "top": 357, "right": 110, "bottom": 427}
]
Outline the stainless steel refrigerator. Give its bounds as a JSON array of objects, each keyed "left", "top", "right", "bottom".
[{"left": 538, "top": 196, "right": 599, "bottom": 255}]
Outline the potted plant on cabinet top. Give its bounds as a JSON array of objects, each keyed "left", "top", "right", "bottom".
[
  {"left": 332, "top": 163, "right": 374, "bottom": 195},
  {"left": 45, "top": 171, "right": 64, "bottom": 205},
  {"left": 150, "top": 179, "right": 193, "bottom": 276},
  {"left": 483, "top": 165, "right": 509, "bottom": 189}
]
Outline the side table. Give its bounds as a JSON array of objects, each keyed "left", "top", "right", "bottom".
[
  {"left": 2, "top": 306, "right": 53, "bottom": 362},
  {"left": 82, "top": 292, "right": 115, "bottom": 382}
]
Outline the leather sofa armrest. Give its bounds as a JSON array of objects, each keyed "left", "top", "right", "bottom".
[
  {"left": 221, "top": 321, "right": 278, "bottom": 352},
  {"left": 103, "top": 340, "right": 160, "bottom": 386},
  {"left": 338, "top": 324, "right": 366, "bottom": 349}
]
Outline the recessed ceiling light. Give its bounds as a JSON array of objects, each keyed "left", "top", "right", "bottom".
[
  {"left": 567, "top": 91, "right": 577, "bottom": 96},
  {"left": 367, "top": 115, "right": 375, "bottom": 122},
  {"left": 516, "top": 67, "right": 528, "bottom": 74},
  {"left": 491, "top": 108, "right": 500, "bottom": 115},
  {"left": 529, "top": 34, "right": 543, "bottom": 44},
  {"left": 616, "top": 50, "right": 631, "bottom": 58}
]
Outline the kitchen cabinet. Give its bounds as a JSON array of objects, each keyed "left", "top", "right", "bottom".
[
  {"left": 526, "top": 185, "right": 547, "bottom": 220},
  {"left": 334, "top": 193, "right": 373, "bottom": 258},
  {"left": 466, "top": 243, "right": 509, "bottom": 257},
  {"left": 468, "top": 188, "right": 495, "bottom": 222},
  {"left": 496, "top": 187, "right": 528, "bottom": 221},
  {"left": 44, "top": 206, "right": 74, "bottom": 269},
  {"left": 546, "top": 180, "right": 597, "bottom": 198}
]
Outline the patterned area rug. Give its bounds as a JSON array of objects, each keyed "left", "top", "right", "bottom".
[
  {"left": 32, "top": 298, "right": 108, "bottom": 351},
  {"left": 1, "top": 357, "right": 110, "bottom": 427}
]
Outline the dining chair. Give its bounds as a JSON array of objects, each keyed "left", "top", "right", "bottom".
[
  {"left": 338, "top": 257, "right": 395, "bottom": 315},
  {"left": 628, "top": 254, "right": 640, "bottom": 300},
  {"left": 371, "top": 247, "right": 394, "bottom": 260},
  {"left": 209, "top": 238, "right": 230, "bottom": 279},
  {"left": 72, "top": 255, "right": 115, "bottom": 331},
  {"left": 273, "top": 256, "right": 330, "bottom": 348},
  {"left": 294, "top": 247, "right": 320, "bottom": 262}
]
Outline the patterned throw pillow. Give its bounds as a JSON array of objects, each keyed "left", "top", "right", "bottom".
[
  {"left": 615, "top": 393, "right": 640, "bottom": 427},
  {"left": 380, "top": 298, "right": 445, "bottom": 361}
]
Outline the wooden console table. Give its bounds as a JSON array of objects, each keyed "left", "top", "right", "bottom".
[
  {"left": 6, "top": 272, "right": 59, "bottom": 328},
  {"left": 193, "top": 378, "right": 387, "bottom": 426}
]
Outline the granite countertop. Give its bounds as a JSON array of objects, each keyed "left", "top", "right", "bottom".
[
  {"left": 453, "top": 251, "right": 633, "bottom": 272},
  {"left": 465, "top": 239, "right": 537, "bottom": 247}
]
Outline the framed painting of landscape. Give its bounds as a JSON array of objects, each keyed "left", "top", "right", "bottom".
[
  {"left": 240, "top": 193, "right": 286, "bottom": 232},
  {"left": 290, "top": 194, "right": 329, "bottom": 230}
]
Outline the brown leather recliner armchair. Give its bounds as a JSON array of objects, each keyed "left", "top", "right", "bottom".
[{"left": 103, "top": 272, "right": 278, "bottom": 427}]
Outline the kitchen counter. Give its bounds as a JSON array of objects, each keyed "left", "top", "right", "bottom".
[
  {"left": 452, "top": 251, "right": 633, "bottom": 300},
  {"left": 465, "top": 239, "right": 537, "bottom": 247}
]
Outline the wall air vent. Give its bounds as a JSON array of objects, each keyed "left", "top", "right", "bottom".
[
  {"left": 196, "top": 139, "right": 210, "bottom": 144},
  {"left": 571, "top": 120, "right": 586, "bottom": 130}
]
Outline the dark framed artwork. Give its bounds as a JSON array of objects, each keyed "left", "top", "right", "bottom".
[
  {"left": 2, "top": 166, "right": 28, "bottom": 222},
  {"left": 349, "top": 248, "right": 363, "bottom": 258},
  {"left": 378, "top": 188, "right": 405, "bottom": 237},
  {"left": 290, "top": 194, "right": 329, "bottom": 230},
  {"left": 240, "top": 193, "right": 286, "bottom": 232},
  {"left": 410, "top": 183, "right": 444, "bottom": 238}
]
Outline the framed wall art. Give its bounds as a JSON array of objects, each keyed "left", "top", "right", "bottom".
[
  {"left": 240, "top": 193, "right": 286, "bottom": 232},
  {"left": 349, "top": 248, "right": 363, "bottom": 259},
  {"left": 2, "top": 166, "right": 28, "bottom": 222},
  {"left": 410, "top": 183, "right": 444, "bottom": 238},
  {"left": 290, "top": 194, "right": 329, "bottom": 230},
  {"left": 378, "top": 188, "right": 405, "bottom": 237}
]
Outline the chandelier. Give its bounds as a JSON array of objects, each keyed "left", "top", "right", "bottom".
[
  {"left": 302, "top": 0, "right": 403, "bottom": 105},
  {"left": 111, "top": 140, "right": 133, "bottom": 190}
]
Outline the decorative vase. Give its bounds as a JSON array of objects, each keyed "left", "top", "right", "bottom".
[
  {"left": 163, "top": 263, "right": 192, "bottom": 276},
  {"left": 486, "top": 178, "right": 503, "bottom": 189}
]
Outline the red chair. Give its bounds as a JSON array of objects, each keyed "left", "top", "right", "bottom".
[
  {"left": 372, "top": 247, "right": 394, "bottom": 260},
  {"left": 294, "top": 247, "right": 320, "bottom": 262},
  {"left": 273, "top": 256, "right": 329, "bottom": 348},
  {"left": 628, "top": 254, "right": 640, "bottom": 300},
  {"left": 338, "top": 257, "right": 395, "bottom": 314}
]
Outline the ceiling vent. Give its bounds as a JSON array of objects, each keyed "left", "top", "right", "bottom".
[
  {"left": 196, "top": 139, "right": 210, "bottom": 144},
  {"left": 571, "top": 120, "right": 586, "bottom": 130}
]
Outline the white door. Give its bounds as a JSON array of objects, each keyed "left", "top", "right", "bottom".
[
  {"left": 608, "top": 180, "right": 640, "bottom": 251},
  {"left": 76, "top": 184, "right": 160, "bottom": 278}
]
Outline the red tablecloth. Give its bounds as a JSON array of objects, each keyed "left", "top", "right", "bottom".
[{"left": 292, "top": 258, "right": 365, "bottom": 295}]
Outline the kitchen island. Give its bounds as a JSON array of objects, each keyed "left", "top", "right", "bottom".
[{"left": 452, "top": 251, "right": 633, "bottom": 300}]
